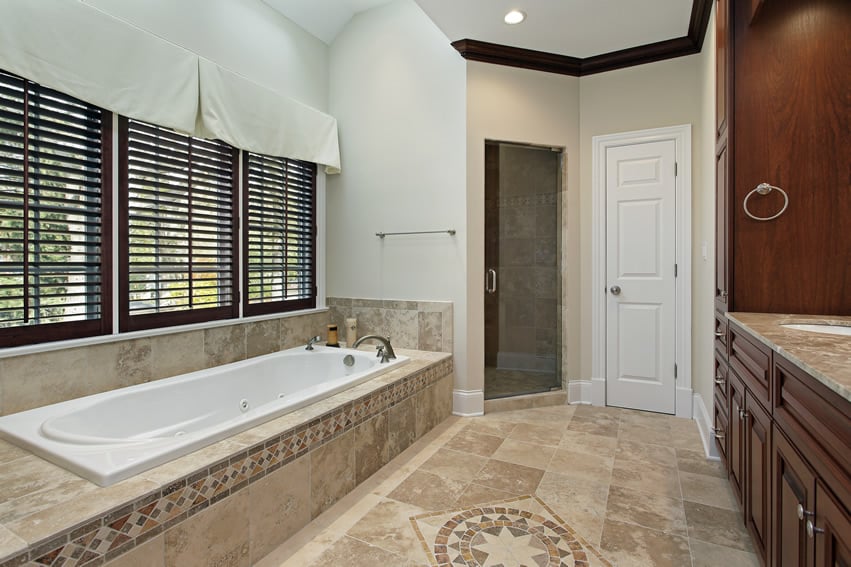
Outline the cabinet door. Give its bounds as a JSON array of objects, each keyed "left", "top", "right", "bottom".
[
  {"left": 813, "top": 482, "right": 851, "bottom": 567},
  {"left": 714, "top": 394, "right": 729, "bottom": 466},
  {"left": 773, "top": 430, "right": 815, "bottom": 567},
  {"left": 715, "top": 141, "right": 730, "bottom": 312},
  {"left": 729, "top": 370, "right": 746, "bottom": 505},
  {"left": 715, "top": 0, "right": 729, "bottom": 138},
  {"left": 746, "top": 394, "right": 772, "bottom": 565}
]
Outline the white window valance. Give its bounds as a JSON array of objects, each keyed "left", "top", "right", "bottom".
[{"left": 0, "top": 0, "right": 341, "bottom": 173}]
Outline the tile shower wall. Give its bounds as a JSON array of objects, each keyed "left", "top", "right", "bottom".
[
  {"left": 0, "top": 311, "right": 329, "bottom": 416},
  {"left": 496, "top": 145, "right": 561, "bottom": 372},
  {"left": 327, "top": 298, "right": 453, "bottom": 353}
]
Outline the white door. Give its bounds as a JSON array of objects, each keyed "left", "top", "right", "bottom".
[{"left": 605, "top": 140, "right": 677, "bottom": 414}]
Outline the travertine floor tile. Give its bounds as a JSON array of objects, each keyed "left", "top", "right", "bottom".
[
  {"left": 615, "top": 439, "right": 678, "bottom": 469},
  {"left": 605, "top": 485, "right": 688, "bottom": 536},
  {"left": 453, "top": 482, "right": 519, "bottom": 508},
  {"left": 548, "top": 448, "right": 614, "bottom": 483},
  {"left": 472, "top": 459, "right": 545, "bottom": 494},
  {"left": 611, "top": 457, "right": 681, "bottom": 499},
  {"left": 567, "top": 416, "right": 620, "bottom": 438},
  {"left": 491, "top": 438, "right": 557, "bottom": 470},
  {"left": 443, "top": 428, "right": 503, "bottom": 457},
  {"left": 685, "top": 500, "right": 754, "bottom": 552},
  {"left": 417, "top": 448, "right": 488, "bottom": 481},
  {"left": 386, "top": 470, "right": 468, "bottom": 511},
  {"left": 680, "top": 470, "right": 739, "bottom": 510},
  {"left": 690, "top": 538, "right": 760, "bottom": 567},
  {"left": 599, "top": 519, "right": 692, "bottom": 567},
  {"left": 303, "top": 535, "right": 411, "bottom": 566},
  {"left": 507, "top": 422, "right": 566, "bottom": 446},
  {"left": 257, "top": 406, "right": 754, "bottom": 567},
  {"left": 536, "top": 472, "right": 609, "bottom": 546},
  {"left": 676, "top": 448, "right": 726, "bottom": 478},
  {"left": 345, "top": 499, "right": 430, "bottom": 565},
  {"left": 559, "top": 429, "right": 619, "bottom": 459}
]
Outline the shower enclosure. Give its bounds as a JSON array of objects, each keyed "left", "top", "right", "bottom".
[{"left": 484, "top": 141, "right": 563, "bottom": 399}]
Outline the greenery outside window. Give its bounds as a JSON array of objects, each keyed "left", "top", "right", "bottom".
[
  {"left": 243, "top": 152, "right": 316, "bottom": 316},
  {"left": 118, "top": 118, "right": 239, "bottom": 331},
  {"left": 0, "top": 70, "right": 111, "bottom": 347}
]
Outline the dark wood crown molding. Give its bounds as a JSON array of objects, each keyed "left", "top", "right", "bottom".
[{"left": 451, "top": 0, "right": 713, "bottom": 77}]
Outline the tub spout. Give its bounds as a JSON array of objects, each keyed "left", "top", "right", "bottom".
[
  {"left": 352, "top": 335, "right": 396, "bottom": 363},
  {"left": 305, "top": 335, "right": 321, "bottom": 351}
]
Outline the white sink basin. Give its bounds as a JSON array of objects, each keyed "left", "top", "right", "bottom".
[{"left": 781, "top": 324, "right": 851, "bottom": 337}]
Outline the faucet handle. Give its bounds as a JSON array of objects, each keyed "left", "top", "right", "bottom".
[{"left": 375, "top": 345, "right": 385, "bottom": 358}]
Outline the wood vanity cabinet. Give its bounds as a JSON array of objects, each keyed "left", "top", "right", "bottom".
[{"left": 721, "top": 322, "right": 851, "bottom": 566}]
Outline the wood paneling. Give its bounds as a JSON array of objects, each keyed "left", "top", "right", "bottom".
[
  {"left": 732, "top": 0, "right": 851, "bottom": 314},
  {"left": 746, "top": 393, "right": 773, "bottom": 564},
  {"left": 772, "top": 430, "right": 815, "bottom": 567}
]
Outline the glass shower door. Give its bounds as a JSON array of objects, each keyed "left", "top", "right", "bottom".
[{"left": 484, "top": 141, "right": 562, "bottom": 399}]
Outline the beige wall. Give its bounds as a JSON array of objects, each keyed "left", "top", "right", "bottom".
[
  {"left": 467, "top": 63, "right": 582, "bottom": 405},
  {"left": 326, "top": 1, "right": 468, "bottom": 394},
  {"left": 578, "top": 54, "right": 710, "bottom": 400},
  {"left": 465, "top": 37, "right": 716, "bottom": 414}
]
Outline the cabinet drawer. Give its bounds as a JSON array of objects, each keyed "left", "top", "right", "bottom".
[
  {"left": 729, "top": 324, "right": 772, "bottom": 408},
  {"left": 715, "top": 313, "right": 729, "bottom": 355},
  {"left": 714, "top": 352, "right": 729, "bottom": 405},
  {"left": 773, "top": 354, "right": 851, "bottom": 506}
]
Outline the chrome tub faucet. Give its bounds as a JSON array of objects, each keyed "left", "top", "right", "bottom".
[
  {"left": 352, "top": 335, "right": 396, "bottom": 363},
  {"left": 305, "top": 335, "right": 321, "bottom": 351}
]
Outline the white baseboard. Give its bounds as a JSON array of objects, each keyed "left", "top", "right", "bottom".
[
  {"left": 452, "top": 389, "right": 484, "bottom": 416},
  {"left": 591, "top": 377, "right": 606, "bottom": 407},
  {"left": 693, "top": 393, "right": 720, "bottom": 460},
  {"left": 567, "top": 380, "right": 591, "bottom": 404},
  {"left": 676, "top": 386, "right": 694, "bottom": 418}
]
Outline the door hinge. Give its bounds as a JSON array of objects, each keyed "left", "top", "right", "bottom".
[
  {"left": 674, "top": 363, "right": 678, "bottom": 379},
  {"left": 674, "top": 263, "right": 678, "bottom": 277},
  {"left": 674, "top": 162, "right": 678, "bottom": 176}
]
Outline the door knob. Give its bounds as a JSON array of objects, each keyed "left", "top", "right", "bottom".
[{"left": 610, "top": 285, "right": 621, "bottom": 295}]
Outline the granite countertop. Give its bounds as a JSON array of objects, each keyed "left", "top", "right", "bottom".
[{"left": 726, "top": 312, "right": 851, "bottom": 403}]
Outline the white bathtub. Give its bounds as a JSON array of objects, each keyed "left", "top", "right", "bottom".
[{"left": 0, "top": 345, "right": 409, "bottom": 486}]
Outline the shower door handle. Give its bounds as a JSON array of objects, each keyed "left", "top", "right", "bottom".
[{"left": 486, "top": 268, "right": 497, "bottom": 294}]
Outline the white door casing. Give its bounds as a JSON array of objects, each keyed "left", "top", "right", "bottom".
[
  {"left": 589, "top": 125, "right": 692, "bottom": 418},
  {"left": 605, "top": 140, "right": 677, "bottom": 414}
]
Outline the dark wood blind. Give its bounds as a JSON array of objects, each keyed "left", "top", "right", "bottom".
[
  {"left": 119, "top": 118, "right": 238, "bottom": 331},
  {"left": 243, "top": 152, "right": 316, "bottom": 316},
  {"left": 0, "top": 70, "right": 111, "bottom": 347}
]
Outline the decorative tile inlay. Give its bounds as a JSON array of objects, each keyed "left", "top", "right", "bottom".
[
  {"left": 0, "top": 357, "right": 454, "bottom": 567},
  {"left": 411, "top": 495, "right": 612, "bottom": 567}
]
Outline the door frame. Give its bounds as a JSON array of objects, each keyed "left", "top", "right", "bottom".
[{"left": 590, "top": 124, "right": 693, "bottom": 417}]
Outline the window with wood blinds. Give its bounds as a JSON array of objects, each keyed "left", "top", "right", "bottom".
[
  {"left": 0, "top": 70, "right": 111, "bottom": 347},
  {"left": 243, "top": 152, "right": 316, "bottom": 316},
  {"left": 118, "top": 117, "right": 238, "bottom": 331}
]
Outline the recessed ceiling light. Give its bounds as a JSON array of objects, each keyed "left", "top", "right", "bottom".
[{"left": 504, "top": 10, "right": 526, "bottom": 25}]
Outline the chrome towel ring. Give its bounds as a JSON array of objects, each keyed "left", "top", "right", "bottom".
[{"left": 743, "top": 182, "right": 789, "bottom": 221}]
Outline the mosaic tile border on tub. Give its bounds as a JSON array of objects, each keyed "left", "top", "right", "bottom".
[{"left": 0, "top": 357, "right": 454, "bottom": 567}]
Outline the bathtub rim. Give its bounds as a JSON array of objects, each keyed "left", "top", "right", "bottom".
[{"left": 0, "top": 346, "right": 410, "bottom": 486}]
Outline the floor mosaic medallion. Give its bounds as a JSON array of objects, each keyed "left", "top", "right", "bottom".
[{"left": 410, "top": 495, "right": 612, "bottom": 567}]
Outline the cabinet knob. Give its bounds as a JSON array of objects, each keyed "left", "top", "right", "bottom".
[
  {"left": 720, "top": 290, "right": 728, "bottom": 299},
  {"left": 712, "top": 428, "right": 725, "bottom": 441},
  {"left": 806, "top": 520, "right": 824, "bottom": 539},
  {"left": 715, "top": 331, "right": 725, "bottom": 338},
  {"left": 797, "top": 503, "right": 814, "bottom": 521},
  {"left": 714, "top": 376, "right": 725, "bottom": 386},
  {"left": 739, "top": 408, "right": 749, "bottom": 421}
]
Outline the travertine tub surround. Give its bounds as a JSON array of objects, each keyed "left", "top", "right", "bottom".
[
  {"left": 0, "top": 350, "right": 454, "bottom": 567},
  {"left": 327, "top": 298, "right": 453, "bottom": 353},
  {"left": 0, "top": 310, "right": 330, "bottom": 416}
]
